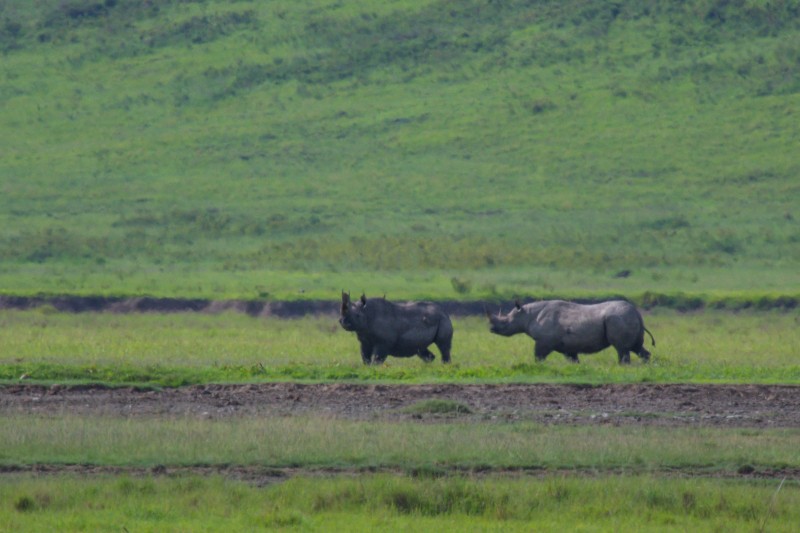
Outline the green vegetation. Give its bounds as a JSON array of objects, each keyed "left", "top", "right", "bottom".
[
  {"left": 1, "top": 3, "right": 798, "bottom": 529},
  {"left": 3, "top": 414, "right": 799, "bottom": 473},
  {"left": 1, "top": 0, "right": 798, "bottom": 300},
  {"left": 2, "top": 474, "right": 797, "bottom": 532},
  {"left": 1, "top": 310, "right": 798, "bottom": 385}
]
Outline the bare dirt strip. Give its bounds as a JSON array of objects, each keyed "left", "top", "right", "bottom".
[
  {"left": 3, "top": 383, "right": 799, "bottom": 482},
  {"left": 2, "top": 383, "right": 799, "bottom": 428}
]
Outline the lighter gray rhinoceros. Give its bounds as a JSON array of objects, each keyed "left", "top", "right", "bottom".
[
  {"left": 487, "top": 299, "right": 654, "bottom": 364},
  {"left": 339, "top": 292, "right": 453, "bottom": 365}
]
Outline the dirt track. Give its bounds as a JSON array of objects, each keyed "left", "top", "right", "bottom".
[{"left": 3, "top": 383, "right": 799, "bottom": 428}]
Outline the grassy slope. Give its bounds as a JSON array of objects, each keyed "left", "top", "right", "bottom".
[{"left": 1, "top": 0, "right": 799, "bottom": 300}]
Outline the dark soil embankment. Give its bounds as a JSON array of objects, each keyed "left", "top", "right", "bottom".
[
  {"left": 0, "top": 294, "right": 797, "bottom": 316},
  {"left": 3, "top": 463, "right": 798, "bottom": 485}
]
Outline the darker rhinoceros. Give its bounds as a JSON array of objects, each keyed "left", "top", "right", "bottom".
[
  {"left": 487, "top": 299, "right": 654, "bottom": 364},
  {"left": 339, "top": 292, "right": 453, "bottom": 365}
]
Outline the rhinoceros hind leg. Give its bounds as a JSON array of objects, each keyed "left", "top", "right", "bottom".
[
  {"left": 636, "top": 347, "right": 651, "bottom": 362},
  {"left": 563, "top": 353, "right": 580, "bottom": 364},
  {"left": 435, "top": 339, "right": 452, "bottom": 364},
  {"left": 616, "top": 349, "right": 631, "bottom": 365},
  {"left": 417, "top": 348, "right": 435, "bottom": 363}
]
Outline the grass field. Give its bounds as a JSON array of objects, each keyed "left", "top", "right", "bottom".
[
  {"left": 2, "top": 414, "right": 799, "bottom": 472},
  {"left": 2, "top": 2, "right": 798, "bottom": 529},
  {"left": 2, "top": 412, "right": 799, "bottom": 531},
  {"left": 1, "top": 310, "right": 798, "bottom": 385},
  {"left": 3, "top": 474, "right": 798, "bottom": 532}
]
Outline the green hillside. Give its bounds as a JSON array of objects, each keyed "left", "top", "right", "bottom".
[{"left": 1, "top": 0, "right": 798, "bottom": 300}]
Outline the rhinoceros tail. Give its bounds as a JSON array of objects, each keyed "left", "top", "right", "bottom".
[{"left": 644, "top": 327, "right": 655, "bottom": 347}]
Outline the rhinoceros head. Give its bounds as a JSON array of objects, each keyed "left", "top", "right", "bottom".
[
  {"left": 339, "top": 291, "right": 369, "bottom": 332},
  {"left": 487, "top": 300, "right": 527, "bottom": 336}
]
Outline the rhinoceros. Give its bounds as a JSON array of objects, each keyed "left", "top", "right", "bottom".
[
  {"left": 339, "top": 292, "right": 453, "bottom": 365},
  {"left": 487, "top": 299, "right": 654, "bottom": 364}
]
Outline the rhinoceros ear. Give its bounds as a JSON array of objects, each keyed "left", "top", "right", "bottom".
[
  {"left": 360, "top": 293, "right": 367, "bottom": 306},
  {"left": 515, "top": 300, "right": 522, "bottom": 310}
]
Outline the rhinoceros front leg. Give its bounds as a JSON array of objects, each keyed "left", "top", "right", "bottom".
[
  {"left": 359, "top": 341, "right": 374, "bottom": 365},
  {"left": 371, "top": 346, "right": 390, "bottom": 365},
  {"left": 534, "top": 342, "right": 553, "bottom": 362}
]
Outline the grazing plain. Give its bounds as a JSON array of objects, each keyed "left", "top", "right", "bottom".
[
  {"left": 0, "top": 309, "right": 798, "bottom": 385},
  {"left": 2, "top": 0, "right": 799, "bottom": 530},
  {"left": 1, "top": 309, "right": 799, "bottom": 530}
]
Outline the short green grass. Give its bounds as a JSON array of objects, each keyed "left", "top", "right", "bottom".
[
  {"left": 2, "top": 414, "right": 798, "bottom": 474},
  {"left": 1, "top": 474, "right": 798, "bottom": 532},
  {"left": 0, "top": 310, "right": 797, "bottom": 385}
]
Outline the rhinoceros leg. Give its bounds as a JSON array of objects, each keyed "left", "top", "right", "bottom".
[
  {"left": 434, "top": 321, "right": 453, "bottom": 363},
  {"left": 371, "top": 346, "right": 391, "bottom": 365},
  {"left": 631, "top": 338, "right": 651, "bottom": 362},
  {"left": 563, "top": 353, "right": 580, "bottom": 364},
  {"left": 359, "top": 341, "right": 374, "bottom": 365},
  {"left": 434, "top": 338, "right": 451, "bottom": 364},
  {"left": 606, "top": 315, "right": 639, "bottom": 365},
  {"left": 417, "top": 348, "right": 436, "bottom": 363},
  {"left": 636, "top": 347, "right": 651, "bottom": 362},
  {"left": 534, "top": 343, "right": 552, "bottom": 361}
]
